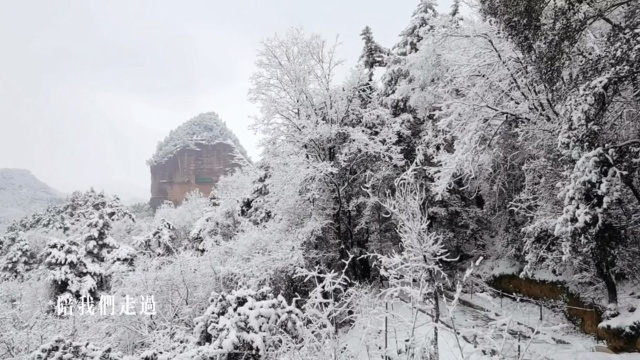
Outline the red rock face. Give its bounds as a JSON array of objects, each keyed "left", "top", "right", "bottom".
[{"left": 149, "top": 142, "right": 240, "bottom": 209}]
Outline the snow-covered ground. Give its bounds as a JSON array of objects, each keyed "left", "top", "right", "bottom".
[
  {"left": 342, "top": 289, "right": 640, "bottom": 359},
  {"left": 343, "top": 300, "right": 487, "bottom": 360},
  {"left": 458, "top": 291, "right": 599, "bottom": 359},
  {"left": 549, "top": 354, "right": 640, "bottom": 360}
]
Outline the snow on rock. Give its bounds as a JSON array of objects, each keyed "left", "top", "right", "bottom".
[
  {"left": 0, "top": 168, "right": 62, "bottom": 234},
  {"left": 598, "top": 302, "right": 640, "bottom": 352},
  {"left": 147, "top": 112, "right": 250, "bottom": 166}
]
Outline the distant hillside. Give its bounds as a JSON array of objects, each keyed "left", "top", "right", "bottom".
[{"left": 0, "top": 169, "right": 62, "bottom": 233}]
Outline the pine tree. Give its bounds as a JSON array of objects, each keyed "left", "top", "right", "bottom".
[
  {"left": 450, "top": 0, "right": 461, "bottom": 18},
  {"left": 359, "top": 26, "right": 388, "bottom": 82},
  {"left": 0, "top": 232, "right": 34, "bottom": 280},
  {"left": 380, "top": 0, "right": 440, "bottom": 167},
  {"left": 394, "top": 0, "right": 438, "bottom": 57},
  {"left": 43, "top": 190, "right": 134, "bottom": 301}
]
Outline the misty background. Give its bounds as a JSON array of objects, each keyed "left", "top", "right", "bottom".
[{"left": 0, "top": 0, "right": 453, "bottom": 202}]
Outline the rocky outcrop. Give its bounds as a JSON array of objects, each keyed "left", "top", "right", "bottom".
[
  {"left": 598, "top": 306, "right": 640, "bottom": 352},
  {"left": 148, "top": 113, "right": 249, "bottom": 209},
  {"left": 149, "top": 142, "right": 242, "bottom": 208}
]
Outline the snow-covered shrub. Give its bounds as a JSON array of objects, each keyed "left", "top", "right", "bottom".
[
  {"left": 44, "top": 190, "right": 134, "bottom": 301},
  {"left": 154, "top": 190, "right": 208, "bottom": 245},
  {"left": 189, "top": 169, "right": 257, "bottom": 251},
  {"left": 30, "top": 336, "right": 122, "bottom": 360},
  {"left": 133, "top": 219, "right": 178, "bottom": 256},
  {"left": 106, "top": 244, "right": 137, "bottom": 272},
  {"left": 0, "top": 231, "right": 35, "bottom": 280},
  {"left": 102, "top": 252, "right": 227, "bottom": 355},
  {"left": 0, "top": 214, "right": 60, "bottom": 280},
  {"left": 193, "top": 286, "right": 304, "bottom": 359},
  {"left": 598, "top": 303, "right": 640, "bottom": 352},
  {"left": 129, "top": 202, "right": 154, "bottom": 219},
  {"left": 189, "top": 204, "right": 241, "bottom": 252}
]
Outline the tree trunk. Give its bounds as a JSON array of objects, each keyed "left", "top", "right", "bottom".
[
  {"left": 431, "top": 272, "right": 440, "bottom": 360},
  {"left": 593, "top": 223, "right": 620, "bottom": 317}
]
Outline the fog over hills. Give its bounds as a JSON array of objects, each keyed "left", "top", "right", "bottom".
[{"left": 0, "top": 168, "right": 62, "bottom": 233}]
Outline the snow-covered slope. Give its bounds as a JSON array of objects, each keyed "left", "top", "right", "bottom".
[{"left": 0, "top": 168, "right": 62, "bottom": 233}]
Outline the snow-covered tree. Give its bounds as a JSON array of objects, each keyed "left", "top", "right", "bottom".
[
  {"left": 476, "top": 0, "right": 640, "bottom": 313},
  {"left": 192, "top": 286, "right": 304, "bottom": 359},
  {"left": 395, "top": 0, "right": 438, "bottom": 57},
  {"left": 133, "top": 219, "right": 178, "bottom": 256},
  {"left": 0, "top": 232, "right": 34, "bottom": 280},
  {"left": 377, "top": 170, "right": 452, "bottom": 359},
  {"left": 250, "top": 28, "right": 404, "bottom": 281},
  {"left": 359, "top": 26, "right": 388, "bottom": 82},
  {"left": 153, "top": 190, "right": 208, "bottom": 243},
  {"left": 42, "top": 190, "right": 134, "bottom": 301},
  {"left": 382, "top": 0, "right": 438, "bottom": 117}
]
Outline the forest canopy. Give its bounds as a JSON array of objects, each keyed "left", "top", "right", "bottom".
[{"left": 3, "top": 0, "right": 640, "bottom": 358}]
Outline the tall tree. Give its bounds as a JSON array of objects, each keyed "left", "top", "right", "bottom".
[
  {"left": 359, "top": 26, "right": 388, "bottom": 82},
  {"left": 42, "top": 190, "right": 134, "bottom": 301},
  {"left": 249, "top": 29, "right": 404, "bottom": 281}
]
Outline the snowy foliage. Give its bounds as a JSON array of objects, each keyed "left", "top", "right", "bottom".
[
  {"left": 154, "top": 190, "right": 208, "bottom": 243},
  {"left": 30, "top": 336, "right": 122, "bottom": 360},
  {"left": 189, "top": 171, "right": 254, "bottom": 251},
  {"left": 192, "top": 286, "right": 304, "bottom": 359},
  {"left": 40, "top": 190, "right": 135, "bottom": 300},
  {"left": 0, "top": 231, "right": 34, "bottom": 280},
  {"left": 133, "top": 219, "right": 178, "bottom": 256},
  {"left": 5, "top": 1, "right": 640, "bottom": 358}
]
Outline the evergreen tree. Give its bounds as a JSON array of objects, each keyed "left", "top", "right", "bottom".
[
  {"left": 359, "top": 26, "right": 388, "bottom": 82},
  {"left": 395, "top": 0, "right": 438, "bottom": 57},
  {"left": 450, "top": 0, "right": 461, "bottom": 18},
  {"left": 0, "top": 232, "right": 34, "bottom": 280},
  {"left": 43, "top": 190, "right": 134, "bottom": 301}
]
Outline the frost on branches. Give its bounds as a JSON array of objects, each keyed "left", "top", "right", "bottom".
[
  {"left": 555, "top": 148, "right": 625, "bottom": 315},
  {"left": 377, "top": 173, "right": 452, "bottom": 359},
  {"left": 192, "top": 286, "right": 304, "bottom": 359}
]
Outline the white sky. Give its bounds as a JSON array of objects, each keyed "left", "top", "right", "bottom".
[{"left": 0, "top": 0, "right": 453, "bottom": 202}]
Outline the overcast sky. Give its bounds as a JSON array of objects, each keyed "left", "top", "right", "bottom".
[{"left": 0, "top": 0, "right": 453, "bottom": 202}]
